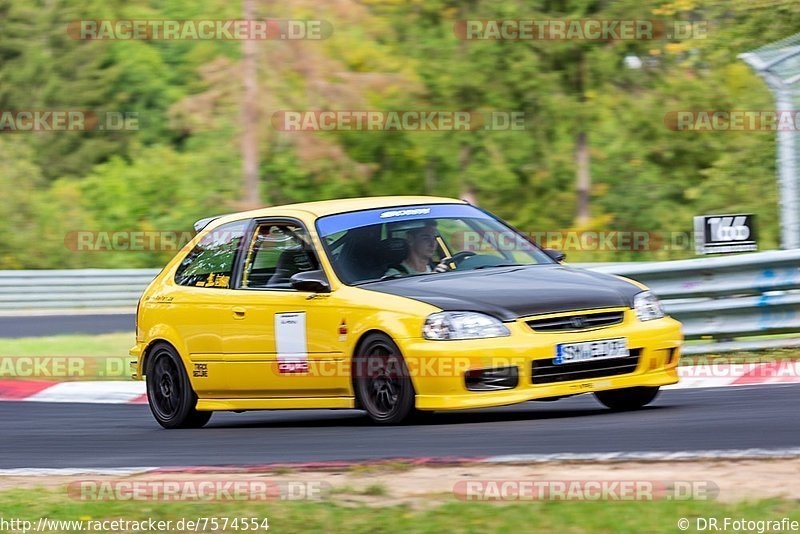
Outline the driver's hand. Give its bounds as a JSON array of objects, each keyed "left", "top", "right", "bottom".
[{"left": 433, "top": 257, "right": 453, "bottom": 273}]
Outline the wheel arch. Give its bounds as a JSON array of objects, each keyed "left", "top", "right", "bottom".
[
  {"left": 137, "top": 321, "right": 190, "bottom": 378},
  {"left": 141, "top": 338, "right": 185, "bottom": 378},
  {"left": 352, "top": 329, "right": 394, "bottom": 356}
]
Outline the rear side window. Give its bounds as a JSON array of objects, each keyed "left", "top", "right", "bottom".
[{"left": 174, "top": 220, "right": 249, "bottom": 288}]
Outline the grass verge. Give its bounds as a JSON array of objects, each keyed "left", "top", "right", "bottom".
[
  {"left": 0, "top": 333, "right": 133, "bottom": 358},
  {"left": 0, "top": 488, "right": 799, "bottom": 533},
  {"left": 0, "top": 333, "right": 133, "bottom": 381}
]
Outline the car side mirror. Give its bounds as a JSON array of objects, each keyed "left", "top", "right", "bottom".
[
  {"left": 544, "top": 249, "right": 566, "bottom": 263},
  {"left": 290, "top": 270, "right": 331, "bottom": 293}
]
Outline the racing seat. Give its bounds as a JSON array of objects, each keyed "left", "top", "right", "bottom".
[
  {"left": 336, "top": 228, "right": 384, "bottom": 284},
  {"left": 379, "top": 237, "right": 410, "bottom": 273},
  {"left": 266, "top": 247, "right": 317, "bottom": 287}
]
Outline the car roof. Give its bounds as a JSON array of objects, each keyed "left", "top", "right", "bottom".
[{"left": 202, "top": 196, "right": 467, "bottom": 230}]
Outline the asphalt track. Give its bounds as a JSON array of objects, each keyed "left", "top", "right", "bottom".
[
  {"left": 1, "top": 385, "right": 798, "bottom": 468},
  {"left": 0, "top": 314, "right": 133, "bottom": 338}
]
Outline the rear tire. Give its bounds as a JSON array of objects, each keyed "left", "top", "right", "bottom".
[
  {"left": 145, "top": 343, "right": 212, "bottom": 429},
  {"left": 594, "top": 386, "right": 660, "bottom": 411},
  {"left": 353, "top": 333, "right": 416, "bottom": 424}
]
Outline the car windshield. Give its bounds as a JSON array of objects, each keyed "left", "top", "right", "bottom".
[{"left": 316, "top": 204, "right": 554, "bottom": 285}]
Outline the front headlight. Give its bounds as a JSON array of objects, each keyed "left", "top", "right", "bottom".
[
  {"left": 423, "top": 311, "right": 510, "bottom": 340},
  {"left": 633, "top": 291, "right": 665, "bottom": 321}
]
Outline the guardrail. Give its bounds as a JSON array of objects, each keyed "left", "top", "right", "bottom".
[
  {"left": 586, "top": 250, "right": 800, "bottom": 355},
  {"left": 0, "top": 269, "right": 160, "bottom": 310},
  {"left": 1, "top": 250, "right": 799, "bottom": 354}
]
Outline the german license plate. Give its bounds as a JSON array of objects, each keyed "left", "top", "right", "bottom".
[{"left": 554, "top": 338, "right": 629, "bottom": 365}]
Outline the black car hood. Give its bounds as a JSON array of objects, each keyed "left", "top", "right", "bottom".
[{"left": 361, "top": 265, "right": 641, "bottom": 321}]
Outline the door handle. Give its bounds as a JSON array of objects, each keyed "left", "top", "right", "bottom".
[{"left": 232, "top": 307, "right": 246, "bottom": 319}]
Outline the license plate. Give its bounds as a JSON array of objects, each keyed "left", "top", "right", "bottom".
[{"left": 554, "top": 338, "right": 629, "bottom": 365}]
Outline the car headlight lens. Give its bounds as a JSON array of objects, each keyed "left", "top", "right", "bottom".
[
  {"left": 634, "top": 291, "right": 665, "bottom": 321},
  {"left": 423, "top": 311, "right": 510, "bottom": 340}
]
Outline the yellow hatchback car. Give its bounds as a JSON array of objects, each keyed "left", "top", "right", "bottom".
[{"left": 131, "top": 196, "right": 681, "bottom": 428}]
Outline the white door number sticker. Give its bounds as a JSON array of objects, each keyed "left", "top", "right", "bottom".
[{"left": 275, "top": 312, "right": 308, "bottom": 372}]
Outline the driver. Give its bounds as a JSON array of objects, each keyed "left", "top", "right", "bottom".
[{"left": 384, "top": 221, "right": 450, "bottom": 277}]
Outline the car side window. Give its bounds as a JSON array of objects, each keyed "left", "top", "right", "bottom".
[
  {"left": 241, "top": 223, "right": 319, "bottom": 289},
  {"left": 174, "top": 220, "right": 248, "bottom": 288}
]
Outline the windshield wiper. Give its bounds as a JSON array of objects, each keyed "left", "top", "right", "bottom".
[
  {"left": 378, "top": 273, "right": 406, "bottom": 281},
  {"left": 356, "top": 271, "right": 436, "bottom": 285},
  {"left": 354, "top": 273, "right": 410, "bottom": 285}
]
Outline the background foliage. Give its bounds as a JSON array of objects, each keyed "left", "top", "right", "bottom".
[{"left": 1, "top": 0, "right": 798, "bottom": 267}]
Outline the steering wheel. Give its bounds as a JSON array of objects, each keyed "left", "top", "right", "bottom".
[{"left": 449, "top": 251, "right": 477, "bottom": 267}]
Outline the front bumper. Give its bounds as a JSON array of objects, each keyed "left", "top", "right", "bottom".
[{"left": 397, "top": 311, "right": 682, "bottom": 410}]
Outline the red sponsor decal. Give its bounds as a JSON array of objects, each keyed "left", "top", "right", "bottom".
[{"left": 278, "top": 361, "right": 309, "bottom": 374}]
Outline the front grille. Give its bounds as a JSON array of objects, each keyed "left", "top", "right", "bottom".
[
  {"left": 527, "top": 310, "right": 624, "bottom": 332},
  {"left": 531, "top": 349, "right": 641, "bottom": 385}
]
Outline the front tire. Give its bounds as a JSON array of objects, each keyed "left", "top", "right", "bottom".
[
  {"left": 353, "top": 333, "right": 416, "bottom": 424},
  {"left": 594, "top": 386, "right": 660, "bottom": 411},
  {"left": 145, "top": 343, "right": 212, "bottom": 429}
]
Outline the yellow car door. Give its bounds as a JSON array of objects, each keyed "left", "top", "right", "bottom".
[{"left": 222, "top": 220, "right": 349, "bottom": 398}]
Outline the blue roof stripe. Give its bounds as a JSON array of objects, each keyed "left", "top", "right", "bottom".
[{"left": 316, "top": 204, "right": 491, "bottom": 236}]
